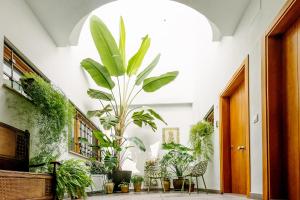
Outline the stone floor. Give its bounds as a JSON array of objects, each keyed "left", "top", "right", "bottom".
[{"left": 88, "top": 192, "right": 252, "bottom": 200}]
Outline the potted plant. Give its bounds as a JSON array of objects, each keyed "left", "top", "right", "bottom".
[
  {"left": 105, "top": 180, "right": 115, "bottom": 194},
  {"left": 119, "top": 182, "right": 129, "bottom": 193},
  {"left": 81, "top": 15, "right": 179, "bottom": 190},
  {"left": 160, "top": 165, "right": 171, "bottom": 191},
  {"left": 131, "top": 175, "right": 144, "bottom": 192},
  {"left": 56, "top": 159, "right": 92, "bottom": 200},
  {"left": 86, "top": 159, "right": 107, "bottom": 192},
  {"left": 160, "top": 143, "right": 194, "bottom": 190},
  {"left": 190, "top": 120, "right": 214, "bottom": 161}
]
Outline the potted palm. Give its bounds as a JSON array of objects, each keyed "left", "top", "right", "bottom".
[
  {"left": 131, "top": 175, "right": 144, "bottom": 192},
  {"left": 160, "top": 143, "right": 194, "bottom": 190},
  {"left": 81, "top": 15, "right": 178, "bottom": 191}
]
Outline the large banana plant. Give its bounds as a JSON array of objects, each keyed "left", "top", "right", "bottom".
[{"left": 81, "top": 16, "right": 179, "bottom": 168}]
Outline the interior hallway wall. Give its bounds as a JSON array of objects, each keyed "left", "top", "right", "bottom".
[{"left": 192, "top": 0, "right": 287, "bottom": 194}]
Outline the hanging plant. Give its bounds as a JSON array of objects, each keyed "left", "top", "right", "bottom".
[
  {"left": 20, "top": 73, "right": 75, "bottom": 169},
  {"left": 189, "top": 120, "right": 214, "bottom": 161}
]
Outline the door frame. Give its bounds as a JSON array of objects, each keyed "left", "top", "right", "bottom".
[
  {"left": 262, "top": 0, "right": 300, "bottom": 199},
  {"left": 219, "top": 56, "right": 250, "bottom": 197}
]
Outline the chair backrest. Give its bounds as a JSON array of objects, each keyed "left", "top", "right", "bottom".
[{"left": 191, "top": 161, "right": 208, "bottom": 176}]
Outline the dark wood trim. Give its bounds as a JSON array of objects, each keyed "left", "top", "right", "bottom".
[
  {"left": 219, "top": 56, "right": 250, "bottom": 197},
  {"left": 262, "top": 0, "right": 300, "bottom": 199}
]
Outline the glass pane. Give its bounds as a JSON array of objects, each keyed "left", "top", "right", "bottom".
[
  {"left": 12, "top": 68, "right": 23, "bottom": 82},
  {"left": 3, "top": 62, "right": 12, "bottom": 77}
]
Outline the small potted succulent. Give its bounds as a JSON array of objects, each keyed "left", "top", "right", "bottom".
[
  {"left": 131, "top": 175, "right": 144, "bottom": 192},
  {"left": 119, "top": 182, "right": 129, "bottom": 193},
  {"left": 105, "top": 180, "right": 114, "bottom": 194}
]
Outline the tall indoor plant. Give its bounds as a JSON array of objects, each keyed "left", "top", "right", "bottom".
[{"left": 81, "top": 15, "right": 178, "bottom": 175}]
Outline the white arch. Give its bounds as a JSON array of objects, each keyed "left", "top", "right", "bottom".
[{"left": 25, "top": 0, "right": 250, "bottom": 46}]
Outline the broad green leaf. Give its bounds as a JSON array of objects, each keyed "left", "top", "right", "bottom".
[
  {"left": 119, "top": 16, "right": 126, "bottom": 69},
  {"left": 132, "top": 110, "right": 157, "bottom": 131},
  {"left": 135, "top": 54, "right": 160, "bottom": 85},
  {"left": 148, "top": 109, "right": 167, "bottom": 125},
  {"left": 100, "top": 115, "right": 119, "bottom": 130},
  {"left": 142, "top": 71, "right": 179, "bottom": 92},
  {"left": 127, "top": 136, "right": 146, "bottom": 152},
  {"left": 87, "top": 89, "right": 113, "bottom": 101},
  {"left": 87, "top": 105, "right": 112, "bottom": 118},
  {"left": 127, "top": 35, "right": 151, "bottom": 76},
  {"left": 81, "top": 58, "right": 115, "bottom": 89},
  {"left": 90, "top": 15, "right": 125, "bottom": 76}
]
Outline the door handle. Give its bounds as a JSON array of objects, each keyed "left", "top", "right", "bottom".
[{"left": 237, "top": 146, "right": 246, "bottom": 150}]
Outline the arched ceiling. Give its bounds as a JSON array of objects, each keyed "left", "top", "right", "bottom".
[{"left": 25, "top": 0, "right": 250, "bottom": 46}]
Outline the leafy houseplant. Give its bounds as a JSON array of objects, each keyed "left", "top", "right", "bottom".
[
  {"left": 119, "top": 182, "right": 129, "bottom": 193},
  {"left": 190, "top": 120, "right": 214, "bottom": 161},
  {"left": 131, "top": 175, "right": 144, "bottom": 192},
  {"left": 160, "top": 143, "right": 194, "bottom": 190},
  {"left": 20, "top": 73, "right": 74, "bottom": 171},
  {"left": 81, "top": 15, "right": 179, "bottom": 170},
  {"left": 56, "top": 159, "right": 92, "bottom": 200}
]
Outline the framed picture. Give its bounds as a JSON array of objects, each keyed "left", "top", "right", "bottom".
[{"left": 162, "top": 128, "right": 180, "bottom": 144}]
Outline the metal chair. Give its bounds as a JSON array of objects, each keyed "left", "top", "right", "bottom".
[
  {"left": 181, "top": 161, "right": 208, "bottom": 194},
  {"left": 146, "top": 165, "right": 165, "bottom": 192}
]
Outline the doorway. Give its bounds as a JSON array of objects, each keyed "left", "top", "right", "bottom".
[
  {"left": 262, "top": 0, "right": 300, "bottom": 199},
  {"left": 219, "top": 57, "right": 250, "bottom": 197}
]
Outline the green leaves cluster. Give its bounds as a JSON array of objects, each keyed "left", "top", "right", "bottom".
[
  {"left": 81, "top": 15, "right": 179, "bottom": 168},
  {"left": 20, "top": 73, "right": 75, "bottom": 169},
  {"left": 160, "top": 143, "right": 194, "bottom": 178},
  {"left": 189, "top": 121, "right": 214, "bottom": 161},
  {"left": 56, "top": 159, "right": 92, "bottom": 199}
]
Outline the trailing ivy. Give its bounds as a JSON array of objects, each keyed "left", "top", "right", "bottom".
[{"left": 20, "top": 73, "right": 75, "bottom": 169}]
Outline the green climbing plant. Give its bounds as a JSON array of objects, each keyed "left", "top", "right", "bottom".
[{"left": 20, "top": 73, "right": 75, "bottom": 170}]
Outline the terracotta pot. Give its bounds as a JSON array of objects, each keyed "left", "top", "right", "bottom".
[
  {"left": 163, "top": 179, "right": 170, "bottom": 191},
  {"left": 133, "top": 183, "right": 142, "bottom": 192},
  {"left": 173, "top": 178, "right": 185, "bottom": 191},
  {"left": 105, "top": 182, "right": 114, "bottom": 194},
  {"left": 120, "top": 185, "right": 129, "bottom": 193}
]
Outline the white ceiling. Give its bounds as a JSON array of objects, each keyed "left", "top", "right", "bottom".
[{"left": 25, "top": 0, "right": 251, "bottom": 46}]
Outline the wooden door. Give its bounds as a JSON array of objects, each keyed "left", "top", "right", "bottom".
[
  {"left": 220, "top": 57, "right": 250, "bottom": 196},
  {"left": 282, "top": 17, "right": 300, "bottom": 200},
  {"left": 230, "top": 81, "right": 247, "bottom": 195}
]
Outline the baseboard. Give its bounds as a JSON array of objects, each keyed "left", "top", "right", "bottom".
[
  {"left": 198, "top": 188, "right": 221, "bottom": 194},
  {"left": 249, "top": 193, "right": 262, "bottom": 199}
]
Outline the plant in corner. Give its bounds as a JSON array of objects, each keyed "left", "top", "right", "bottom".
[
  {"left": 56, "top": 159, "right": 92, "bottom": 200},
  {"left": 189, "top": 120, "right": 214, "bottom": 161},
  {"left": 131, "top": 175, "right": 144, "bottom": 192},
  {"left": 160, "top": 143, "right": 194, "bottom": 190},
  {"left": 81, "top": 15, "right": 178, "bottom": 189}
]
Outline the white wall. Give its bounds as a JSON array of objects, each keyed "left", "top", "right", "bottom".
[
  {"left": 192, "top": 0, "right": 287, "bottom": 194},
  {"left": 0, "top": 0, "right": 289, "bottom": 196}
]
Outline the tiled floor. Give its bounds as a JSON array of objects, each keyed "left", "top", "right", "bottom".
[{"left": 88, "top": 192, "right": 252, "bottom": 200}]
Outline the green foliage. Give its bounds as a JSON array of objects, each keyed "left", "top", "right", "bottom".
[
  {"left": 142, "top": 71, "right": 179, "bottom": 92},
  {"left": 81, "top": 58, "right": 115, "bottom": 89},
  {"left": 190, "top": 121, "right": 214, "bottom": 161},
  {"left": 86, "top": 159, "right": 107, "bottom": 174},
  {"left": 82, "top": 15, "right": 178, "bottom": 168},
  {"left": 90, "top": 16, "right": 125, "bottom": 76},
  {"left": 160, "top": 143, "right": 194, "bottom": 178},
  {"left": 56, "top": 159, "right": 92, "bottom": 199},
  {"left": 20, "top": 73, "right": 75, "bottom": 169},
  {"left": 131, "top": 175, "right": 144, "bottom": 184}
]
